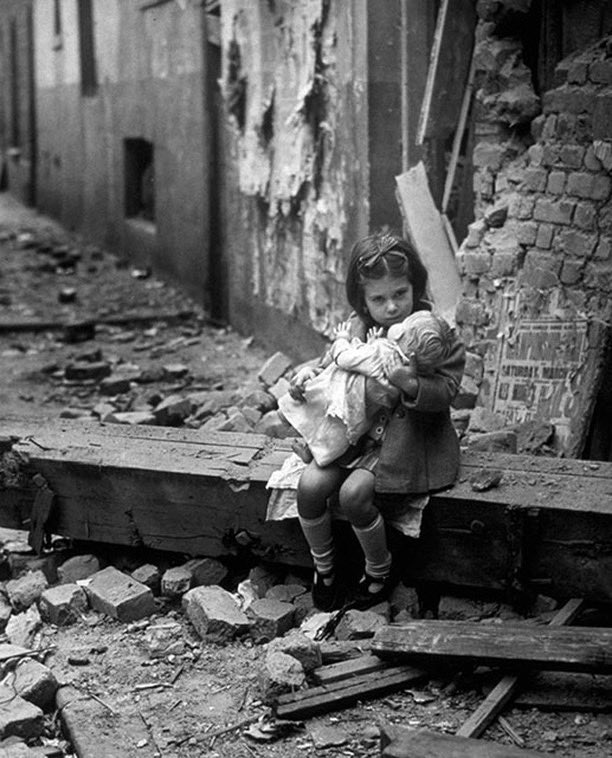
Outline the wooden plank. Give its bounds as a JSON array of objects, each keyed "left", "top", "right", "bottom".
[
  {"left": 380, "top": 724, "right": 547, "bottom": 758},
  {"left": 372, "top": 621, "right": 612, "bottom": 674},
  {"left": 313, "top": 654, "right": 388, "bottom": 685},
  {"left": 395, "top": 162, "right": 462, "bottom": 324},
  {"left": 275, "top": 665, "right": 426, "bottom": 720},
  {"left": 416, "top": 0, "right": 476, "bottom": 144},
  {"left": 456, "top": 599, "right": 583, "bottom": 738},
  {"left": 513, "top": 672, "right": 612, "bottom": 713}
]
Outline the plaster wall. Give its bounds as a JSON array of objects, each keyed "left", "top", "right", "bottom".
[
  {"left": 33, "top": 0, "right": 210, "bottom": 305},
  {"left": 218, "top": 0, "right": 369, "bottom": 359}
]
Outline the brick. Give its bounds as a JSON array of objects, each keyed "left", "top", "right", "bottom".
[
  {"left": 14, "top": 659, "right": 58, "bottom": 710},
  {"left": 541, "top": 115, "right": 557, "bottom": 139},
  {"left": 589, "top": 61, "right": 612, "bottom": 85},
  {"left": 99, "top": 376, "right": 131, "bottom": 396},
  {"left": 541, "top": 144, "right": 560, "bottom": 167},
  {"left": 531, "top": 114, "right": 545, "bottom": 141},
  {"left": 161, "top": 566, "right": 192, "bottom": 597},
  {"left": 571, "top": 172, "right": 611, "bottom": 200},
  {"left": 516, "top": 221, "right": 537, "bottom": 245},
  {"left": 152, "top": 394, "right": 192, "bottom": 425},
  {"left": 57, "top": 554, "right": 100, "bottom": 584},
  {"left": 131, "top": 564, "right": 161, "bottom": 594},
  {"left": 560, "top": 259, "right": 584, "bottom": 285},
  {"left": 593, "top": 139, "right": 612, "bottom": 171},
  {"left": 584, "top": 261, "right": 612, "bottom": 292},
  {"left": 183, "top": 586, "right": 249, "bottom": 641},
  {"left": 535, "top": 224, "right": 554, "bottom": 249},
  {"left": 0, "top": 690, "right": 44, "bottom": 740},
  {"left": 555, "top": 112, "right": 576, "bottom": 140},
  {"left": 260, "top": 651, "right": 306, "bottom": 704},
  {"left": 144, "top": 621, "right": 185, "bottom": 658},
  {"left": 515, "top": 196, "right": 536, "bottom": 220},
  {"left": 584, "top": 145, "right": 602, "bottom": 171},
  {"left": 490, "top": 252, "right": 517, "bottom": 277},
  {"left": 557, "top": 229, "right": 598, "bottom": 258},
  {"left": 455, "top": 299, "right": 489, "bottom": 327},
  {"left": 522, "top": 251, "right": 560, "bottom": 288},
  {"left": 546, "top": 170, "right": 566, "bottom": 195},
  {"left": 593, "top": 91, "right": 612, "bottom": 140},
  {"left": 559, "top": 145, "right": 585, "bottom": 169},
  {"left": 257, "top": 351, "right": 293, "bottom": 387},
  {"left": 185, "top": 557, "right": 228, "bottom": 587},
  {"left": 104, "top": 410, "right": 156, "bottom": 425},
  {"left": 575, "top": 114, "right": 593, "bottom": 142},
  {"left": 38, "top": 583, "right": 88, "bottom": 626},
  {"left": 533, "top": 198, "right": 575, "bottom": 225},
  {"left": 473, "top": 142, "right": 505, "bottom": 171},
  {"left": 247, "top": 598, "right": 295, "bottom": 642},
  {"left": 6, "top": 571, "right": 49, "bottom": 612},
  {"left": 574, "top": 202, "right": 597, "bottom": 230},
  {"left": 522, "top": 167, "right": 548, "bottom": 192},
  {"left": 335, "top": 609, "right": 386, "bottom": 641},
  {"left": 527, "top": 143, "right": 544, "bottom": 166},
  {"left": 594, "top": 237, "right": 611, "bottom": 260},
  {"left": 267, "top": 631, "right": 322, "bottom": 672},
  {"left": 467, "top": 430, "right": 518, "bottom": 453},
  {"left": 463, "top": 252, "right": 491, "bottom": 276},
  {"left": 543, "top": 86, "right": 594, "bottom": 115},
  {"left": 464, "top": 219, "right": 486, "bottom": 248},
  {"left": 85, "top": 567, "right": 156, "bottom": 622},
  {"left": 5, "top": 607, "right": 42, "bottom": 649},
  {"left": 567, "top": 61, "right": 588, "bottom": 85},
  {"left": 64, "top": 361, "right": 111, "bottom": 381}
]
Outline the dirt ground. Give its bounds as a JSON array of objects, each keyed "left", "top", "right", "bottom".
[{"left": 0, "top": 192, "right": 611, "bottom": 757}]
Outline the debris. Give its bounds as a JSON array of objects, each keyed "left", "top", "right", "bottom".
[
  {"left": 57, "top": 555, "right": 100, "bottom": 584},
  {"left": 84, "top": 566, "right": 157, "bottom": 622},
  {"left": 38, "top": 584, "right": 88, "bottom": 626},
  {"left": 245, "top": 714, "right": 304, "bottom": 742},
  {"left": 182, "top": 586, "right": 250, "bottom": 642},
  {"left": 470, "top": 468, "right": 503, "bottom": 491}
]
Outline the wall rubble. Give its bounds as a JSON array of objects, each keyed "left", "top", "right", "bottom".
[{"left": 456, "top": 2, "right": 612, "bottom": 455}]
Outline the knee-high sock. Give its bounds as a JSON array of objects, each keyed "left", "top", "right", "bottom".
[
  {"left": 298, "top": 510, "right": 335, "bottom": 575},
  {"left": 352, "top": 513, "right": 392, "bottom": 578}
]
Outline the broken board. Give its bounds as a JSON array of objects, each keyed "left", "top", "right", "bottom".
[
  {"left": 372, "top": 621, "right": 612, "bottom": 674},
  {"left": 395, "top": 162, "right": 462, "bottom": 325}
]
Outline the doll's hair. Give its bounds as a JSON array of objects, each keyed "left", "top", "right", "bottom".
[
  {"left": 388, "top": 310, "right": 453, "bottom": 374},
  {"left": 345, "top": 232, "right": 430, "bottom": 325}
]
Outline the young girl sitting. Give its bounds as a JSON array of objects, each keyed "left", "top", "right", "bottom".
[
  {"left": 278, "top": 310, "right": 455, "bottom": 467},
  {"left": 291, "top": 231, "right": 465, "bottom": 612}
]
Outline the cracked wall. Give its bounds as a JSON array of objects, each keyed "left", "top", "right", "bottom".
[
  {"left": 219, "top": 0, "right": 368, "bottom": 355},
  {"left": 455, "top": 1, "right": 612, "bottom": 455}
]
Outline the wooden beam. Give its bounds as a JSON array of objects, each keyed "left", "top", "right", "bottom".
[
  {"left": 456, "top": 599, "right": 583, "bottom": 739},
  {"left": 380, "top": 724, "right": 548, "bottom": 757},
  {"left": 372, "top": 621, "right": 612, "bottom": 674},
  {"left": 1, "top": 417, "right": 612, "bottom": 603},
  {"left": 275, "top": 664, "right": 426, "bottom": 720}
]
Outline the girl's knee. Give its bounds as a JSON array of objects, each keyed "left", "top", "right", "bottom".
[
  {"left": 339, "top": 472, "right": 377, "bottom": 527},
  {"left": 297, "top": 462, "right": 341, "bottom": 518}
]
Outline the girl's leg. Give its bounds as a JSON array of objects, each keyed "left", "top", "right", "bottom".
[
  {"left": 339, "top": 470, "right": 392, "bottom": 604},
  {"left": 297, "top": 461, "right": 345, "bottom": 610}
]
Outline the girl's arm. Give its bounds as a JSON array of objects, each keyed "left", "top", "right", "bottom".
[{"left": 387, "top": 334, "right": 465, "bottom": 412}]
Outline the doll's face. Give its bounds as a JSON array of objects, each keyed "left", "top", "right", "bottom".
[{"left": 362, "top": 274, "right": 414, "bottom": 329}]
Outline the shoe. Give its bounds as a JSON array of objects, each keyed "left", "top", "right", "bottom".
[
  {"left": 351, "top": 572, "right": 394, "bottom": 610},
  {"left": 312, "top": 570, "right": 344, "bottom": 612}
]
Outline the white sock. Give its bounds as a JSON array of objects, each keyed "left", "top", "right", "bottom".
[
  {"left": 352, "top": 513, "right": 392, "bottom": 580},
  {"left": 298, "top": 511, "right": 335, "bottom": 577}
]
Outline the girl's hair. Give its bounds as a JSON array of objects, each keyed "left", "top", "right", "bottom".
[{"left": 345, "top": 232, "right": 430, "bottom": 325}]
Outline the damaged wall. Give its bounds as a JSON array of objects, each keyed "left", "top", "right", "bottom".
[
  {"left": 455, "top": 0, "right": 612, "bottom": 456},
  {"left": 219, "top": 0, "right": 369, "bottom": 358}
]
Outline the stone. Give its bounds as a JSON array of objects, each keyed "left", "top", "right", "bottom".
[
  {"left": 99, "top": 376, "right": 131, "bottom": 395},
  {"left": 257, "top": 352, "right": 293, "bottom": 388},
  {"left": 248, "top": 599, "right": 295, "bottom": 643},
  {"left": 259, "top": 651, "right": 305, "bottom": 704},
  {"left": 334, "top": 609, "right": 386, "bottom": 640},
  {"left": 309, "top": 724, "right": 348, "bottom": 749},
  {"left": 131, "top": 564, "right": 161, "bottom": 594},
  {"left": 13, "top": 659, "right": 58, "bottom": 710},
  {"left": 0, "top": 691, "right": 44, "bottom": 740},
  {"left": 268, "top": 377, "right": 292, "bottom": 402},
  {"left": 254, "top": 410, "right": 296, "bottom": 438},
  {"left": 6, "top": 572, "right": 48, "bottom": 612},
  {"left": 191, "top": 390, "right": 241, "bottom": 419},
  {"left": 266, "top": 631, "right": 322, "bottom": 672},
  {"left": 185, "top": 558, "right": 228, "bottom": 588},
  {"left": 64, "top": 361, "right": 111, "bottom": 381},
  {"left": 5, "top": 607, "right": 42, "bottom": 649},
  {"left": 38, "top": 584, "right": 88, "bottom": 626},
  {"left": 59, "top": 407, "right": 91, "bottom": 420},
  {"left": 240, "top": 406, "right": 262, "bottom": 425},
  {"left": 438, "top": 595, "right": 499, "bottom": 621},
  {"left": 216, "top": 410, "right": 252, "bottom": 432},
  {"left": 238, "top": 389, "right": 276, "bottom": 413},
  {"left": 182, "top": 586, "right": 250, "bottom": 642},
  {"left": 467, "top": 406, "right": 507, "bottom": 433},
  {"left": 265, "top": 584, "right": 307, "bottom": 603},
  {"left": 144, "top": 621, "right": 185, "bottom": 659},
  {"left": 0, "top": 595, "right": 12, "bottom": 632},
  {"left": 152, "top": 394, "right": 192, "bottom": 426},
  {"left": 467, "top": 430, "right": 518, "bottom": 453},
  {"left": 84, "top": 567, "right": 156, "bottom": 622},
  {"left": 57, "top": 554, "right": 100, "bottom": 584},
  {"left": 161, "top": 566, "right": 192, "bottom": 598},
  {"left": 162, "top": 363, "right": 189, "bottom": 380}
]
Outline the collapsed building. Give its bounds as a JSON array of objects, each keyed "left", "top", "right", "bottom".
[{"left": 0, "top": 0, "right": 611, "bottom": 458}]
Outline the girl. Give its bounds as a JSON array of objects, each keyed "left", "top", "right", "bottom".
[{"left": 291, "top": 231, "right": 465, "bottom": 612}]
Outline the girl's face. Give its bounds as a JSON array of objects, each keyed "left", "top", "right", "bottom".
[{"left": 362, "top": 274, "right": 414, "bottom": 328}]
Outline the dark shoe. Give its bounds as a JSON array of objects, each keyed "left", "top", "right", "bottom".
[
  {"left": 312, "top": 570, "right": 344, "bottom": 612},
  {"left": 351, "top": 573, "right": 394, "bottom": 610}
]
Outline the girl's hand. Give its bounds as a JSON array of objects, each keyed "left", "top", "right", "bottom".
[
  {"left": 387, "top": 352, "right": 419, "bottom": 399},
  {"left": 366, "top": 326, "right": 383, "bottom": 343},
  {"left": 334, "top": 320, "right": 352, "bottom": 341},
  {"left": 288, "top": 366, "right": 318, "bottom": 401}
]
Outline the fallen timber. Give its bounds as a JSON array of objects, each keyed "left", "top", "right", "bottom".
[{"left": 1, "top": 416, "right": 611, "bottom": 604}]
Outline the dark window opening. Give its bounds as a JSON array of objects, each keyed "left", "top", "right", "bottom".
[
  {"left": 9, "top": 19, "right": 20, "bottom": 147},
  {"left": 54, "top": 0, "right": 62, "bottom": 35},
  {"left": 124, "top": 139, "right": 155, "bottom": 223},
  {"left": 77, "top": 0, "right": 97, "bottom": 96}
]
